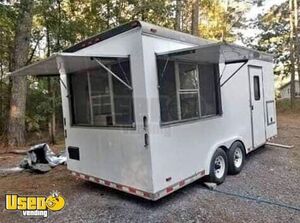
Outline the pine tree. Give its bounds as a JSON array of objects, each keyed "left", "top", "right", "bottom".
[{"left": 7, "top": 0, "right": 34, "bottom": 146}]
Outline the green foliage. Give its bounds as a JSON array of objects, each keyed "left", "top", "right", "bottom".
[
  {"left": 163, "top": 0, "right": 251, "bottom": 42},
  {"left": 0, "top": 4, "right": 17, "bottom": 71},
  {"left": 129, "top": 0, "right": 175, "bottom": 28},
  {"left": 32, "top": 0, "right": 177, "bottom": 52},
  {"left": 277, "top": 98, "right": 300, "bottom": 114},
  {"left": 26, "top": 77, "right": 61, "bottom": 132},
  {"left": 199, "top": 0, "right": 236, "bottom": 41},
  {"left": 0, "top": 4, "right": 17, "bottom": 135},
  {"left": 244, "top": 1, "right": 291, "bottom": 78}
]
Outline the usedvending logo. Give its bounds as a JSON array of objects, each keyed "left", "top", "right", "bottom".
[{"left": 5, "top": 191, "right": 65, "bottom": 218}]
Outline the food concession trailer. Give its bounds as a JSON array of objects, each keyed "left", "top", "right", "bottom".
[{"left": 10, "top": 21, "right": 277, "bottom": 200}]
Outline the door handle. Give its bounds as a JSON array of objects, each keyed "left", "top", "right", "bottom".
[{"left": 144, "top": 133, "right": 149, "bottom": 147}]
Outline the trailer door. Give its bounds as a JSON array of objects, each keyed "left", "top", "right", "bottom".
[{"left": 248, "top": 66, "right": 266, "bottom": 148}]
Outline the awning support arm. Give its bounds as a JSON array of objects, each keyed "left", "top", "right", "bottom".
[
  {"left": 220, "top": 60, "right": 248, "bottom": 88},
  {"left": 219, "top": 64, "right": 227, "bottom": 82},
  {"left": 59, "top": 78, "right": 68, "bottom": 90},
  {"left": 93, "top": 58, "right": 133, "bottom": 90},
  {"left": 160, "top": 57, "right": 169, "bottom": 80}
]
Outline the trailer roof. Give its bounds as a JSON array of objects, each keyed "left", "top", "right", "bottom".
[
  {"left": 64, "top": 20, "right": 213, "bottom": 53},
  {"left": 64, "top": 20, "right": 272, "bottom": 61}
]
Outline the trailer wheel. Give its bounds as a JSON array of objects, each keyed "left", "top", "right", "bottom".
[
  {"left": 227, "top": 141, "right": 245, "bottom": 175},
  {"left": 208, "top": 148, "right": 228, "bottom": 184}
]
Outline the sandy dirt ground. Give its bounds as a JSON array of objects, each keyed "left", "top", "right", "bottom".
[{"left": 0, "top": 113, "right": 299, "bottom": 223}]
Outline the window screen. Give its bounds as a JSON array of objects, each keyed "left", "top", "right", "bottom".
[
  {"left": 180, "top": 93, "right": 199, "bottom": 119},
  {"left": 157, "top": 60, "right": 179, "bottom": 122},
  {"left": 179, "top": 63, "right": 198, "bottom": 89},
  {"left": 71, "top": 73, "right": 91, "bottom": 125},
  {"left": 199, "top": 64, "right": 219, "bottom": 116},
  {"left": 111, "top": 61, "right": 134, "bottom": 125},
  {"left": 69, "top": 58, "right": 134, "bottom": 127},
  {"left": 254, "top": 76, "right": 260, "bottom": 100},
  {"left": 157, "top": 59, "right": 221, "bottom": 124},
  {"left": 178, "top": 63, "right": 200, "bottom": 120},
  {"left": 89, "top": 68, "right": 112, "bottom": 126}
]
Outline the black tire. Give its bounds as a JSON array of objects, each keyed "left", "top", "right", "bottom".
[
  {"left": 227, "top": 141, "right": 246, "bottom": 175},
  {"left": 208, "top": 148, "right": 228, "bottom": 184}
]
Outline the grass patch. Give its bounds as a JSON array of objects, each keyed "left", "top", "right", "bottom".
[{"left": 276, "top": 99, "right": 300, "bottom": 114}]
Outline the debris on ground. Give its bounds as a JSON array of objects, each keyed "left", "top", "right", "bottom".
[
  {"left": 203, "top": 182, "right": 217, "bottom": 190},
  {"left": 0, "top": 155, "right": 14, "bottom": 160},
  {"left": 9, "top": 149, "right": 27, "bottom": 155},
  {"left": 265, "top": 142, "right": 294, "bottom": 149},
  {"left": 0, "top": 166, "right": 24, "bottom": 175},
  {"left": 19, "top": 143, "right": 66, "bottom": 173}
]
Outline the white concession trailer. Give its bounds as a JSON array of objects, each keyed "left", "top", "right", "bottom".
[{"left": 11, "top": 21, "right": 277, "bottom": 200}]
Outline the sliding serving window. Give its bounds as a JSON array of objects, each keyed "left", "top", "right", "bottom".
[
  {"left": 177, "top": 63, "right": 200, "bottom": 120},
  {"left": 157, "top": 59, "right": 221, "bottom": 125},
  {"left": 69, "top": 58, "right": 134, "bottom": 128}
]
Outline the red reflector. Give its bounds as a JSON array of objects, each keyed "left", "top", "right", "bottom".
[
  {"left": 129, "top": 187, "right": 136, "bottom": 193},
  {"left": 166, "top": 187, "right": 173, "bottom": 193}
]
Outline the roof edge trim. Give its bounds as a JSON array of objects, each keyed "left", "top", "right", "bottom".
[{"left": 64, "top": 21, "right": 141, "bottom": 53}]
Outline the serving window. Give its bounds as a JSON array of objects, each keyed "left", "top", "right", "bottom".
[
  {"left": 69, "top": 58, "right": 134, "bottom": 128},
  {"left": 157, "top": 59, "right": 222, "bottom": 125}
]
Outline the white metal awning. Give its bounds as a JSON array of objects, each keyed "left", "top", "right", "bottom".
[
  {"left": 156, "top": 43, "right": 273, "bottom": 64},
  {"left": 9, "top": 53, "right": 129, "bottom": 76}
]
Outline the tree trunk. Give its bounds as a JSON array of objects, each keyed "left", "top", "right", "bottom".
[
  {"left": 106, "top": 0, "right": 111, "bottom": 29},
  {"left": 294, "top": 0, "right": 300, "bottom": 92},
  {"left": 7, "top": 0, "right": 34, "bottom": 147},
  {"left": 175, "top": 0, "right": 182, "bottom": 31},
  {"left": 46, "top": 12, "right": 57, "bottom": 145},
  {"left": 289, "top": 0, "right": 296, "bottom": 108},
  {"left": 55, "top": 0, "right": 61, "bottom": 52},
  {"left": 191, "top": 0, "right": 199, "bottom": 36},
  {"left": 48, "top": 78, "right": 56, "bottom": 144},
  {"left": 221, "top": 0, "right": 229, "bottom": 41},
  {"left": 0, "top": 63, "right": 3, "bottom": 128}
]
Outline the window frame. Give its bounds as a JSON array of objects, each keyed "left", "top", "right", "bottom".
[
  {"left": 253, "top": 75, "right": 261, "bottom": 101},
  {"left": 68, "top": 57, "right": 136, "bottom": 129},
  {"left": 198, "top": 64, "right": 222, "bottom": 118},
  {"left": 157, "top": 59, "right": 222, "bottom": 126},
  {"left": 175, "top": 62, "right": 201, "bottom": 121}
]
